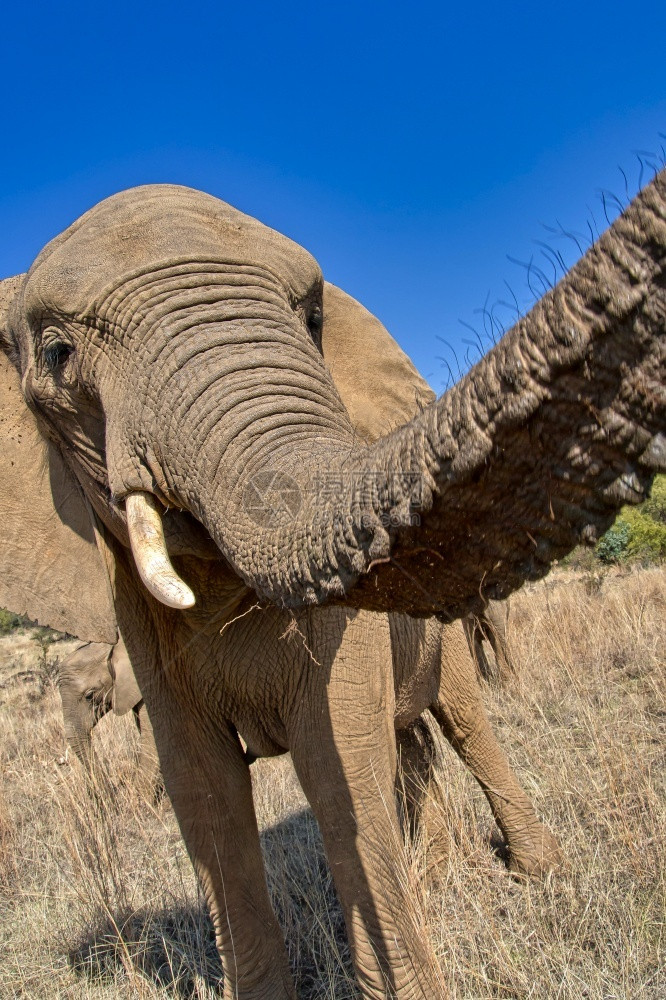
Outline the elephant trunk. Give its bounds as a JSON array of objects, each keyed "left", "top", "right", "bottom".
[
  {"left": 122, "top": 172, "right": 665, "bottom": 620},
  {"left": 60, "top": 694, "right": 95, "bottom": 768},
  {"left": 191, "top": 171, "right": 665, "bottom": 618}
]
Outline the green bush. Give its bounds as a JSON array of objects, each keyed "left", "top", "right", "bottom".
[
  {"left": 622, "top": 507, "right": 666, "bottom": 560},
  {"left": 640, "top": 474, "right": 666, "bottom": 524},
  {"left": 0, "top": 608, "right": 32, "bottom": 635},
  {"left": 596, "top": 474, "right": 666, "bottom": 564},
  {"left": 596, "top": 518, "right": 630, "bottom": 563}
]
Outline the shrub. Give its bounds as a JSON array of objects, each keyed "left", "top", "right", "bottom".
[
  {"left": 0, "top": 609, "right": 31, "bottom": 635},
  {"left": 623, "top": 506, "right": 666, "bottom": 560},
  {"left": 596, "top": 475, "right": 666, "bottom": 564},
  {"left": 641, "top": 474, "right": 666, "bottom": 524},
  {"left": 596, "top": 518, "right": 630, "bottom": 563}
]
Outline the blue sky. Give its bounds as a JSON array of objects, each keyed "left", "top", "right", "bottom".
[{"left": 1, "top": 1, "right": 664, "bottom": 390}]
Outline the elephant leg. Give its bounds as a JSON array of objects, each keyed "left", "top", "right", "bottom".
[
  {"left": 395, "top": 716, "right": 438, "bottom": 838},
  {"left": 288, "top": 609, "right": 446, "bottom": 1000},
  {"left": 482, "top": 603, "right": 516, "bottom": 681},
  {"left": 148, "top": 701, "right": 296, "bottom": 1000},
  {"left": 431, "top": 625, "right": 560, "bottom": 878},
  {"left": 132, "top": 702, "right": 164, "bottom": 802},
  {"left": 462, "top": 615, "right": 494, "bottom": 682}
]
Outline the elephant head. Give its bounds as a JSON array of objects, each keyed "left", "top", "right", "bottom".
[
  {"left": 57, "top": 642, "right": 113, "bottom": 764},
  {"left": 56, "top": 635, "right": 142, "bottom": 766},
  {"left": 56, "top": 634, "right": 161, "bottom": 798},
  {"left": 0, "top": 177, "right": 663, "bottom": 641}
]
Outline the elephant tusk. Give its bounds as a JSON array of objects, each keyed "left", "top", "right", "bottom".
[{"left": 125, "top": 492, "right": 196, "bottom": 609}]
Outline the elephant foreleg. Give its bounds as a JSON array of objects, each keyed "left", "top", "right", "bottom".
[
  {"left": 462, "top": 602, "right": 516, "bottom": 685},
  {"left": 431, "top": 625, "right": 560, "bottom": 878},
  {"left": 462, "top": 615, "right": 495, "bottom": 682},
  {"left": 288, "top": 608, "right": 447, "bottom": 1000},
  {"left": 148, "top": 702, "right": 296, "bottom": 1000},
  {"left": 478, "top": 601, "right": 516, "bottom": 683},
  {"left": 395, "top": 716, "right": 438, "bottom": 839}
]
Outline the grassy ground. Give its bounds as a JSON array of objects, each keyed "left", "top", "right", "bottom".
[{"left": 0, "top": 567, "right": 664, "bottom": 999}]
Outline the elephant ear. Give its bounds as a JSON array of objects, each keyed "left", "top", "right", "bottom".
[
  {"left": 322, "top": 283, "right": 435, "bottom": 444},
  {"left": 110, "top": 633, "right": 142, "bottom": 715},
  {"left": 0, "top": 275, "right": 117, "bottom": 644}
]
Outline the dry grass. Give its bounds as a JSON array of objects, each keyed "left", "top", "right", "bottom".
[{"left": 0, "top": 567, "right": 664, "bottom": 998}]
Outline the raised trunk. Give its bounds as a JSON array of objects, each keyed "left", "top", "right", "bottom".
[{"left": 190, "top": 171, "right": 665, "bottom": 618}]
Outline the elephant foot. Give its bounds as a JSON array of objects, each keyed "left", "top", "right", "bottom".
[
  {"left": 219, "top": 961, "right": 297, "bottom": 1000},
  {"left": 507, "top": 827, "right": 562, "bottom": 879}
]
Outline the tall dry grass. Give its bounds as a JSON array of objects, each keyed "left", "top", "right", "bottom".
[{"left": 0, "top": 567, "right": 663, "bottom": 998}]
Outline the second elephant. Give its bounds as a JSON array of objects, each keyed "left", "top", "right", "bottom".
[{"left": 57, "top": 636, "right": 160, "bottom": 793}]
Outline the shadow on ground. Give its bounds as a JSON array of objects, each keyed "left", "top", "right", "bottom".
[
  {"left": 68, "top": 807, "right": 354, "bottom": 998},
  {"left": 69, "top": 900, "right": 222, "bottom": 995}
]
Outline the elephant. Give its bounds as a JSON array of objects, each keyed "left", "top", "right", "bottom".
[
  {"left": 57, "top": 636, "right": 161, "bottom": 794},
  {"left": 63, "top": 618, "right": 553, "bottom": 866},
  {"left": 0, "top": 172, "right": 663, "bottom": 999},
  {"left": 463, "top": 599, "right": 515, "bottom": 683}
]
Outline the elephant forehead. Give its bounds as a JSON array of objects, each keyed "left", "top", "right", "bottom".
[{"left": 24, "top": 184, "right": 320, "bottom": 319}]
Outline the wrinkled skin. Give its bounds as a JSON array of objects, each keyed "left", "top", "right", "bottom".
[
  {"left": 57, "top": 638, "right": 160, "bottom": 795},
  {"left": 462, "top": 599, "right": 515, "bottom": 683},
  {"left": 0, "top": 174, "right": 664, "bottom": 999}
]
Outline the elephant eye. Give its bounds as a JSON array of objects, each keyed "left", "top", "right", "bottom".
[
  {"left": 307, "top": 306, "right": 323, "bottom": 340},
  {"left": 43, "top": 339, "right": 73, "bottom": 373}
]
